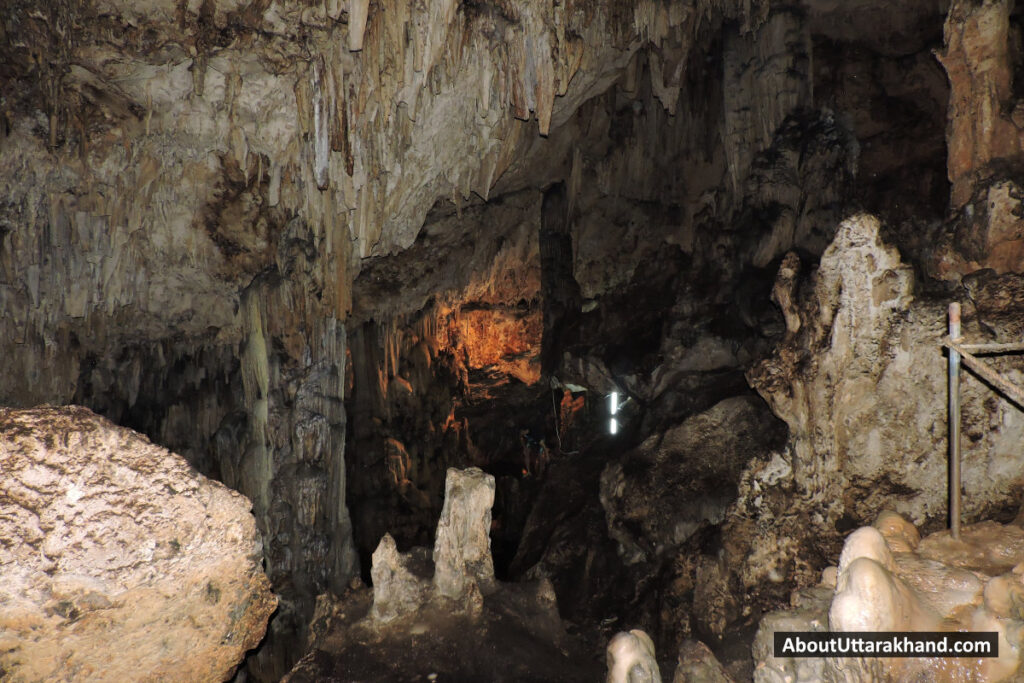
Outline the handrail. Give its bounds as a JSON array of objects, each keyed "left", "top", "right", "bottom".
[{"left": 941, "top": 303, "right": 1024, "bottom": 540}]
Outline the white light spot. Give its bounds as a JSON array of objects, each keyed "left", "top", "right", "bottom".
[{"left": 609, "top": 392, "right": 621, "bottom": 435}]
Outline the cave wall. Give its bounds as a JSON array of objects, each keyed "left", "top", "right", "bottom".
[{"left": 2, "top": 1, "right": 785, "bottom": 677}]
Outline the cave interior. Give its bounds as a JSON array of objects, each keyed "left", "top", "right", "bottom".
[{"left": 5, "top": 0, "right": 1024, "bottom": 680}]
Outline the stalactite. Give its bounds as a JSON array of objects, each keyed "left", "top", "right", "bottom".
[
  {"left": 312, "top": 57, "right": 331, "bottom": 191},
  {"left": 349, "top": 0, "right": 369, "bottom": 51},
  {"left": 241, "top": 287, "right": 272, "bottom": 520},
  {"left": 722, "top": 8, "right": 811, "bottom": 194}
]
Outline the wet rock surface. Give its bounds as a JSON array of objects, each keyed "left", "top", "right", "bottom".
[{"left": 0, "top": 405, "right": 276, "bottom": 682}]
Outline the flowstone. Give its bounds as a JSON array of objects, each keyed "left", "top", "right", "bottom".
[{"left": 754, "top": 510, "right": 1024, "bottom": 682}]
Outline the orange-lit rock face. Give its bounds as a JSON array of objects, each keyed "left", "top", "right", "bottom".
[{"left": 453, "top": 307, "right": 542, "bottom": 386}]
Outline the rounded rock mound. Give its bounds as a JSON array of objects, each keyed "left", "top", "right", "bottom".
[{"left": 0, "top": 405, "right": 277, "bottom": 682}]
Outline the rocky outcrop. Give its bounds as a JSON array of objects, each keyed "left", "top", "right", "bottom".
[
  {"left": 601, "top": 396, "right": 786, "bottom": 567},
  {"left": 754, "top": 511, "right": 1024, "bottom": 682},
  {"left": 0, "top": 405, "right": 276, "bottom": 682},
  {"left": 738, "top": 214, "right": 1024, "bottom": 599}
]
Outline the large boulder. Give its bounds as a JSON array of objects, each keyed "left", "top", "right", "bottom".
[{"left": 0, "top": 406, "right": 277, "bottom": 682}]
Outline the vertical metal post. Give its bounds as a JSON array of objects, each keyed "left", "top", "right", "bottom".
[{"left": 949, "top": 302, "right": 962, "bottom": 540}]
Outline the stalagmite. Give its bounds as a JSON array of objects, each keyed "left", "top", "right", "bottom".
[
  {"left": 830, "top": 557, "right": 939, "bottom": 632},
  {"left": 758, "top": 512, "right": 1024, "bottom": 682},
  {"left": 607, "top": 630, "right": 662, "bottom": 683},
  {"left": 433, "top": 468, "right": 496, "bottom": 601},
  {"left": 836, "top": 526, "right": 894, "bottom": 576},
  {"left": 370, "top": 534, "right": 430, "bottom": 622}
]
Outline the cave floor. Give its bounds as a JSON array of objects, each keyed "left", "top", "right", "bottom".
[{"left": 285, "top": 585, "right": 604, "bottom": 682}]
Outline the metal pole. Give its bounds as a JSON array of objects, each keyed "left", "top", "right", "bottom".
[{"left": 949, "top": 302, "right": 962, "bottom": 540}]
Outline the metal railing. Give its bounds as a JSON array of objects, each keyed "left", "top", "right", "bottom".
[{"left": 943, "top": 302, "right": 1024, "bottom": 540}]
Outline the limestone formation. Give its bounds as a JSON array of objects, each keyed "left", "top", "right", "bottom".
[
  {"left": 368, "top": 534, "right": 430, "bottom": 623},
  {"left": 363, "top": 467, "right": 495, "bottom": 622},
  {"left": 830, "top": 557, "right": 939, "bottom": 634},
  {"left": 939, "top": 0, "right": 1023, "bottom": 208},
  {"left": 0, "top": 406, "right": 276, "bottom": 683},
  {"left": 433, "top": 467, "right": 497, "bottom": 601},
  {"left": 285, "top": 466, "right": 596, "bottom": 680},
  {"left": 740, "top": 213, "right": 1024, "bottom": 596},
  {"left": 606, "top": 629, "right": 662, "bottom": 683},
  {"left": 836, "top": 527, "right": 894, "bottom": 576},
  {"left": 0, "top": 1, "right": 774, "bottom": 675},
  {"left": 873, "top": 510, "right": 921, "bottom": 553},
  {"left": 5, "top": 0, "right": 1024, "bottom": 678},
  {"left": 751, "top": 596, "right": 829, "bottom": 683},
  {"left": 755, "top": 511, "right": 1024, "bottom": 682}
]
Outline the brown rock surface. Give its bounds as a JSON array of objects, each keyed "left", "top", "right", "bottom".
[
  {"left": 939, "top": 0, "right": 1024, "bottom": 208},
  {"left": 0, "top": 405, "right": 276, "bottom": 682},
  {"left": 674, "top": 639, "right": 734, "bottom": 683}
]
